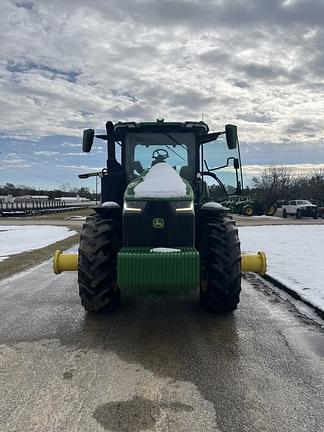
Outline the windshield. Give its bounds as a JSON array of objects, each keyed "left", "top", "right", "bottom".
[
  {"left": 125, "top": 132, "right": 196, "bottom": 182},
  {"left": 297, "top": 200, "right": 311, "bottom": 205}
]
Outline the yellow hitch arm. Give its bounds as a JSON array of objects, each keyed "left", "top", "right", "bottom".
[
  {"left": 241, "top": 251, "right": 267, "bottom": 275},
  {"left": 53, "top": 250, "right": 78, "bottom": 274}
]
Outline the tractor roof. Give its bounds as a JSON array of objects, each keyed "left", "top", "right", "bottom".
[{"left": 114, "top": 120, "right": 209, "bottom": 135}]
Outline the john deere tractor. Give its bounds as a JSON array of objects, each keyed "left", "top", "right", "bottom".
[
  {"left": 233, "top": 197, "right": 277, "bottom": 217},
  {"left": 54, "top": 120, "right": 266, "bottom": 313}
]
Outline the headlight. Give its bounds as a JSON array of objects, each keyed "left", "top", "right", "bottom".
[
  {"left": 123, "top": 200, "right": 146, "bottom": 212},
  {"left": 173, "top": 201, "right": 194, "bottom": 212}
]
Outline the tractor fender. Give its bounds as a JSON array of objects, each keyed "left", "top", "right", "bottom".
[
  {"left": 95, "top": 201, "right": 122, "bottom": 218},
  {"left": 200, "top": 202, "right": 230, "bottom": 214}
]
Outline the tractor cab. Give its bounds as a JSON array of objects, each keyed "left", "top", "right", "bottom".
[{"left": 82, "top": 120, "right": 243, "bottom": 206}]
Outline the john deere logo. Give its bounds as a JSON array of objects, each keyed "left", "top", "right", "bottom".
[{"left": 153, "top": 218, "right": 164, "bottom": 229}]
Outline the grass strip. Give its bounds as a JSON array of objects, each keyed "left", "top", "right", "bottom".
[{"left": 0, "top": 233, "right": 80, "bottom": 281}]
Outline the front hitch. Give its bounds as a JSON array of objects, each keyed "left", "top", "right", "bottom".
[{"left": 53, "top": 250, "right": 267, "bottom": 276}]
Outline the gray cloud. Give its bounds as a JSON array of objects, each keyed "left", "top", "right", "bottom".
[
  {"left": 236, "top": 62, "right": 291, "bottom": 80},
  {"left": 94, "top": 0, "right": 324, "bottom": 30},
  {"left": 237, "top": 112, "right": 273, "bottom": 124},
  {"left": 0, "top": 0, "right": 323, "bottom": 181}
]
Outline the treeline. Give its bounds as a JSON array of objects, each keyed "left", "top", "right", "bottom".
[
  {"left": 0, "top": 183, "right": 97, "bottom": 200},
  {"left": 208, "top": 166, "right": 324, "bottom": 204},
  {"left": 247, "top": 166, "right": 324, "bottom": 204}
]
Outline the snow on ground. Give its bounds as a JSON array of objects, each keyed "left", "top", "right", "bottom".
[
  {"left": 64, "top": 215, "right": 87, "bottom": 220},
  {"left": 248, "top": 215, "right": 281, "bottom": 220},
  {"left": 134, "top": 163, "right": 186, "bottom": 198},
  {"left": 239, "top": 225, "right": 324, "bottom": 312},
  {"left": 0, "top": 225, "right": 77, "bottom": 260}
]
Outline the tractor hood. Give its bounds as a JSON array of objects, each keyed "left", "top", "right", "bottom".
[{"left": 125, "top": 163, "right": 193, "bottom": 201}]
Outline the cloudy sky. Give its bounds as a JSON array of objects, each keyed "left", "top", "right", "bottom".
[{"left": 1, "top": 0, "right": 324, "bottom": 190}]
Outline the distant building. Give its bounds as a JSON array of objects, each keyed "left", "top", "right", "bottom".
[
  {"left": 55, "top": 195, "right": 89, "bottom": 203},
  {"left": 15, "top": 195, "right": 49, "bottom": 202},
  {"left": 0, "top": 195, "right": 14, "bottom": 203}
]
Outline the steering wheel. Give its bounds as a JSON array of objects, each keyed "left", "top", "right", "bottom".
[{"left": 152, "top": 148, "right": 169, "bottom": 165}]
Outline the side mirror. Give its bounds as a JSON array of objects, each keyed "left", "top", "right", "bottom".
[
  {"left": 225, "top": 124, "right": 238, "bottom": 149},
  {"left": 82, "top": 129, "right": 94, "bottom": 152}
]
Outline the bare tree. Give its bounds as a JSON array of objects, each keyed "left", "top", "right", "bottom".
[{"left": 252, "top": 166, "right": 293, "bottom": 203}]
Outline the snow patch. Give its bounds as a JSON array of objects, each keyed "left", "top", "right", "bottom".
[
  {"left": 134, "top": 163, "right": 187, "bottom": 198},
  {"left": 0, "top": 225, "right": 77, "bottom": 260},
  {"left": 239, "top": 225, "right": 324, "bottom": 312},
  {"left": 249, "top": 215, "right": 281, "bottom": 220},
  {"left": 64, "top": 215, "right": 87, "bottom": 220},
  {"left": 150, "top": 247, "right": 181, "bottom": 253},
  {"left": 101, "top": 201, "right": 120, "bottom": 208}
]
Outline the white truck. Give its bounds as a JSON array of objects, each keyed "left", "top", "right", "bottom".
[{"left": 282, "top": 200, "right": 318, "bottom": 219}]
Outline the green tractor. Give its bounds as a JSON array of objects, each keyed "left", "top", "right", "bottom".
[
  {"left": 54, "top": 120, "right": 266, "bottom": 313},
  {"left": 234, "top": 197, "right": 277, "bottom": 217}
]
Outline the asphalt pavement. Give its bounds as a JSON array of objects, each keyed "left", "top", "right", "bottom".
[{"left": 0, "top": 261, "right": 323, "bottom": 432}]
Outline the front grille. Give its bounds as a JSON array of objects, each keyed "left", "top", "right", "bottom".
[{"left": 123, "top": 201, "right": 194, "bottom": 247}]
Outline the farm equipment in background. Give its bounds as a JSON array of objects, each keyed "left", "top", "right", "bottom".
[
  {"left": 53, "top": 120, "right": 267, "bottom": 314},
  {"left": 235, "top": 198, "right": 277, "bottom": 217}
]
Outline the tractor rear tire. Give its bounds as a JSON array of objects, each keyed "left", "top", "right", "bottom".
[
  {"left": 199, "top": 215, "right": 241, "bottom": 313},
  {"left": 243, "top": 205, "right": 254, "bottom": 216},
  {"left": 265, "top": 205, "right": 277, "bottom": 216},
  {"left": 78, "top": 214, "right": 121, "bottom": 312}
]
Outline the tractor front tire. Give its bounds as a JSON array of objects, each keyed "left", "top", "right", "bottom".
[
  {"left": 199, "top": 215, "right": 241, "bottom": 313},
  {"left": 78, "top": 214, "right": 121, "bottom": 312}
]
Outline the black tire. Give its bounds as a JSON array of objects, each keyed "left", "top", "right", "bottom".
[
  {"left": 78, "top": 214, "right": 121, "bottom": 312},
  {"left": 265, "top": 205, "right": 277, "bottom": 216},
  {"left": 198, "top": 214, "right": 241, "bottom": 313},
  {"left": 242, "top": 205, "right": 254, "bottom": 216},
  {"left": 282, "top": 209, "right": 287, "bottom": 218},
  {"left": 296, "top": 209, "right": 302, "bottom": 219}
]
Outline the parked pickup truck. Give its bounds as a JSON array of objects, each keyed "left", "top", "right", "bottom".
[{"left": 282, "top": 200, "right": 318, "bottom": 219}]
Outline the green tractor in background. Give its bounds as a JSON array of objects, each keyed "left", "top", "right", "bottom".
[
  {"left": 232, "top": 197, "right": 277, "bottom": 217},
  {"left": 54, "top": 120, "right": 266, "bottom": 313}
]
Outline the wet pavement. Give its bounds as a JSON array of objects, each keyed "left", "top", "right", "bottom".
[{"left": 0, "top": 262, "right": 323, "bottom": 432}]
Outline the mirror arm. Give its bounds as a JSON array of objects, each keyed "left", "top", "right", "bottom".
[
  {"left": 200, "top": 171, "right": 229, "bottom": 199},
  {"left": 95, "top": 134, "right": 108, "bottom": 140},
  {"left": 205, "top": 157, "right": 235, "bottom": 172},
  {"left": 199, "top": 131, "right": 224, "bottom": 144}
]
